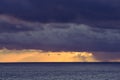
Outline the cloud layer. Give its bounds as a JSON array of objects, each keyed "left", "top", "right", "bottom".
[
  {"left": 0, "top": 0, "right": 120, "bottom": 29},
  {"left": 0, "top": 15, "right": 120, "bottom": 52},
  {"left": 0, "top": 0, "right": 120, "bottom": 62}
]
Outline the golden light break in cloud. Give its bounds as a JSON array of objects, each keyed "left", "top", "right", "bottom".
[{"left": 0, "top": 49, "right": 99, "bottom": 62}]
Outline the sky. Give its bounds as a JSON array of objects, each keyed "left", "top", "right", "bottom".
[{"left": 0, "top": 0, "right": 120, "bottom": 62}]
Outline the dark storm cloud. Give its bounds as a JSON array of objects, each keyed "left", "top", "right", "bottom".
[
  {"left": 0, "top": 15, "right": 44, "bottom": 33},
  {"left": 1, "top": 0, "right": 120, "bottom": 29},
  {"left": 93, "top": 52, "right": 120, "bottom": 61},
  {"left": 0, "top": 15, "right": 120, "bottom": 52},
  {"left": 0, "top": 21, "right": 33, "bottom": 33}
]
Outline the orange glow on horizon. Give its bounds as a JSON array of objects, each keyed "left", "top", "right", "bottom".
[
  {"left": 0, "top": 49, "right": 100, "bottom": 62},
  {"left": 1, "top": 49, "right": 119, "bottom": 62}
]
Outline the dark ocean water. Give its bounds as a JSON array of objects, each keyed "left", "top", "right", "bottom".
[{"left": 0, "top": 62, "right": 120, "bottom": 80}]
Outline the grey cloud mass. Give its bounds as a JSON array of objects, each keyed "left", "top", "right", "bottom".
[{"left": 0, "top": 15, "right": 120, "bottom": 52}]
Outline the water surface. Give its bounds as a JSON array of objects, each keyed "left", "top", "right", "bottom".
[{"left": 0, "top": 62, "right": 120, "bottom": 80}]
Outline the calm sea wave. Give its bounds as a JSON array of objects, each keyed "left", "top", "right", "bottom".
[{"left": 0, "top": 62, "right": 120, "bottom": 80}]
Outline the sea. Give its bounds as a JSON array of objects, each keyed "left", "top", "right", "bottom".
[{"left": 0, "top": 62, "right": 120, "bottom": 80}]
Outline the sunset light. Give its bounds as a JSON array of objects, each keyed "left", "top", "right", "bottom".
[{"left": 0, "top": 49, "right": 99, "bottom": 62}]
